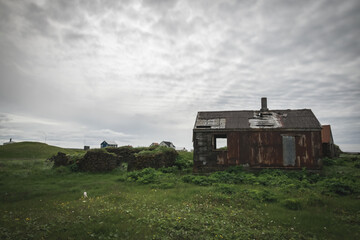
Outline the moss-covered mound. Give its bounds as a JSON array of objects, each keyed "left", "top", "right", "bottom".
[
  {"left": 105, "top": 146, "right": 142, "bottom": 165},
  {"left": 78, "top": 149, "right": 118, "bottom": 172},
  {"left": 128, "top": 147, "right": 178, "bottom": 171}
]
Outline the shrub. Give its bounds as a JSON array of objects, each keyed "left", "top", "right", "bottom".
[
  {"left": 320, "top": 178, "right": 358, "bottom": 195},
  {"left": 322, "top": 157, "right": 336, "bottom": 166},
  {"left": 258, "top": 189, "right": 277, "bottom": 202},
  {"left": 208, "top": 171, "right": 236, "bottom": 184},
  {"left": 127, "top": 168, "right": 162, "bottom": 184},
  {"left": 174, "top": 152, "right": 193, "bottom": 170},
  {"left": 191, "top": 176, "right": 212, "bottom": 186},
  {"left": 283, "top": 198, "right": 303, "bottom": 210},
  {"left": 256, "top": 171, "right": 293, "bottom": 187},
  {"left": 69, "top": 162, "right": 79, "bottom": 172},
  {"left": 181, "top": 175, "right": 195, "bottom": 183},
  {"left": 307, "top": 173, "right": 322, "bottom": 183},
  {"left": 241, "top": 173, "right": 258, "bottom": 184}
]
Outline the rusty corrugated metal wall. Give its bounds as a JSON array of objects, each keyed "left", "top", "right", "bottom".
[{"left": 193, "top": 130, "right": 322, "bottom": 172}]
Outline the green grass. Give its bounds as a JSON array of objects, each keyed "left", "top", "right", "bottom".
[
  {"left": 0, "top": 142, "right": 83, "bottom": 159},
  {"left": 0, "top": 144, "right": 359, "bottom": 239}
]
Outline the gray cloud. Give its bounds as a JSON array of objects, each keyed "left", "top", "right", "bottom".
[{"left": 0, "top": 0, "right": 359, "bottom": 151}]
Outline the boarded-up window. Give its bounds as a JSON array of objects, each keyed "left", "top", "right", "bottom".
[{"left": 283, "top": 136, "right": 295, "bottom": 166}]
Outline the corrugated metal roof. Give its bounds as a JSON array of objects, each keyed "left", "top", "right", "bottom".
[
  {"left": 321, "top": 125, "right": 333, "bottom": 143},
  {"left": 195, "top": 109, "right": 321, "bottom": 130}
]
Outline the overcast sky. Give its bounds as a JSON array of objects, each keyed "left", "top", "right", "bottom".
[{"left": 0, "top": 0, "right": 359, "bottom": 151}]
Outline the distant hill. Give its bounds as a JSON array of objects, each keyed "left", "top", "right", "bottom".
[{"left": 0, "top": 142, "right": 83, "bottom": 159}]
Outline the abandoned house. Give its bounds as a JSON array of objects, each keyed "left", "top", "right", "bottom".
[
  {"left": 100, "top": 140, "right": 118, "bottom": 148},
  {"left": 193, "top": 98, "right": 323, "bottom": 172}
]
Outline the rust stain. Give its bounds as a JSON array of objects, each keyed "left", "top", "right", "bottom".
[{"left": 217, "top": 151, "right": 227, "bottom": 165}]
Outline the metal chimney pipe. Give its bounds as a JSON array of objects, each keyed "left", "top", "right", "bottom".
[{"left": 261, "top": 97, "right": 268, "bottom": 112}]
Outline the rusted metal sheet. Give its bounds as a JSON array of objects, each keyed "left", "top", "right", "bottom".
[
  {"left": 247, "top": 131, "right": 283, "bottom": 167},
  {"left": 216, "top": 151, "right": 227, "bottom": 165},
  {"left": 227, "top": 132, "right": 239, "bottom": 165},
  {"left": 193, "top": 129, "right": 322, "bottom": 172}
]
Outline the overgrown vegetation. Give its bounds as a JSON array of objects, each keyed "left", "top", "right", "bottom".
[
  {"left": 49, "top": 145, "right": 180, "bottom": 173},
  {"left": 0, "top": 143, "right": 359, "bottom": 239}
]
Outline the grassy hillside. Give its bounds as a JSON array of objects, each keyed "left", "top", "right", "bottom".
[
  {"left": 0, "top": 147, "right": 359, "bottom": 239},
  {"left": 0, "top": 142, "right": 83, "bottom": 159}
]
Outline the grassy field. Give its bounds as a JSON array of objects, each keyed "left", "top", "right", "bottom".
[
  {"left": 0, "top": 142, "right": 83, "bottom": 159},
  {"left": 0, "top": 142, "right": 359, "bottom": 239}
]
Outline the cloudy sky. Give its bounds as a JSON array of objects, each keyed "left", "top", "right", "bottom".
[{"left": 0, "top": 0, "right": 359, "bottom": 151}]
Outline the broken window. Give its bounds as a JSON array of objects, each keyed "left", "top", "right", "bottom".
[{"left": 214, "top": 134, "right": 227, "bottom": 150}]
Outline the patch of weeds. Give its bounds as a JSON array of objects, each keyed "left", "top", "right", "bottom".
[
  {"left": 53, "top": 166, "right": 72, "bottom": 174},
  {"left": 126, "top": 168, "right": 162, "bottom": 184},
  {"left": 282, "top": 198, "right": 303, "bottom": 210},
  {"left": 151, "top": 182, "right": 175, "bottom": 189},
  {"left": 240, "top": 173, "right": 258, "bottom": 184},
  {"left": 307, "top": 173, "right": 322, "bottom": 183},
  {"left": 320, "top": 178, "right": 359, "bottom": 196},
  {"left": 354, "top": 161, "right": 360, "bottom": 169},
  {"left": 69, "top": 163, "right": 79, "bottom": 172},
  {"left": 208, "top": 171, "right": 236, "bottom": 184},
  {"left": 306, "top": 194, "right": 325, "bottom": 207},
  {"left": 117, "top": 175, "right": 127, "bottom": 182},
  {"left": 181, "top": 174, "right": 194, "bottom": 183},
  {"left": 257, "top": 171, "right": 292, "bottom": 187},
  {"left": 225, "top": 165, "right": 243, "bottom": 174},
  {"left": 322, "top": 157, "right": 336, "bottom": 166},
  {"left": 214, "top": 184, "right": 236, "bottom": 195},
  {"left": 159, "top": 166, "right": 178, "bottom": 173},
  {"left": 243, "top": 189, "right": 277, "bottom": 203},
  {"left": 191, "top": 176, "right": 212, "bottom": 186},
  {"left": 174, "top": 154, "right": 193, "bottom": 170}
]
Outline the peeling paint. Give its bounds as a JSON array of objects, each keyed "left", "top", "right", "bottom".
[
  {"left": 196, "top": 118, "right": 226, "bottom": 129},
  {"left": 249, "top": 112, "right": 283, "bottom": 128}
]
